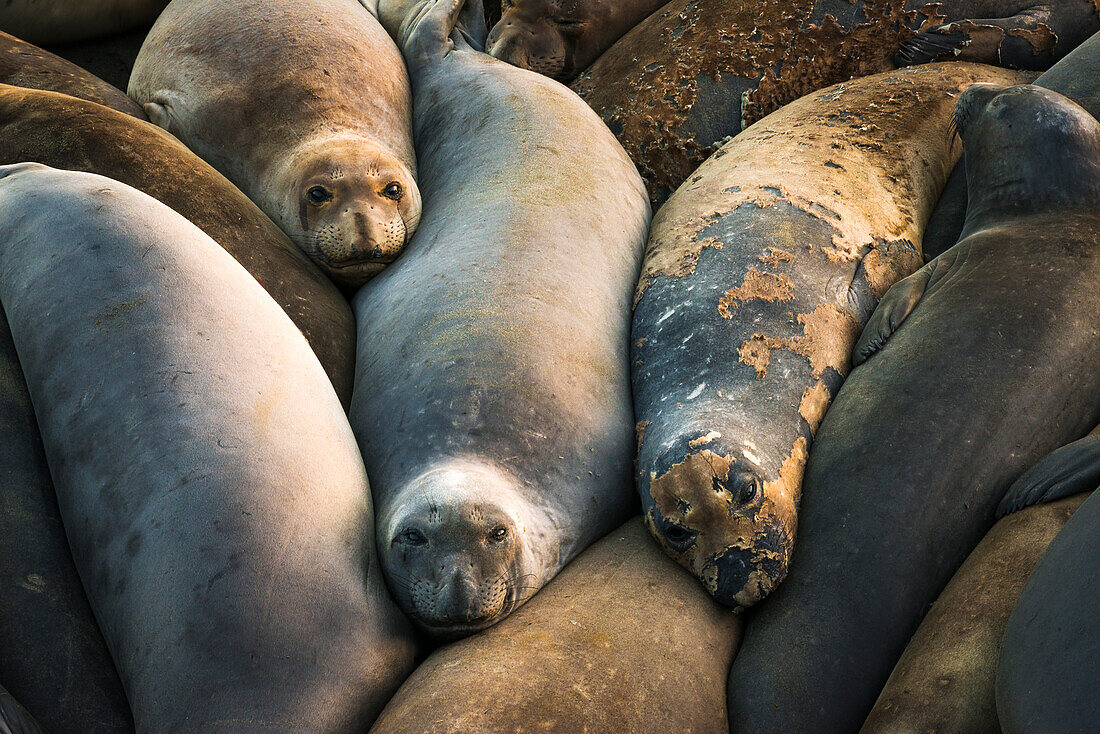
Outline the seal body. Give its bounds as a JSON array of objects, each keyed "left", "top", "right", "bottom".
[
  {"left": 129, "top": 0, "right": 419, "bottom": 286},
  {"left": 0, "top": 307, "right": 133, "bottom": 734},
  {"left": 633, "top": 63, "right": 1025, "bottom": 608},
  {"left": 0, "top": 685, "right": 45, "bottom": 734},
  {"left": 486, "top": 0, "right": 668, "bottom": 82},
  {"left": 572, "top": 0, "right": 1100, "bottom": 205},
  {"left": 0, "top": 84, "right": 354, "bottom": 404},
  {"left": 356, "top": 0, "right": 649, "bottom": 639},
  {"left": 726, "top": 84, "right": 1100, "bottom": 734},
  {"left": 369, "top": 518, "right": 740, "bottom": 733},
  {"left": 861, "top": 492, "right": 1088, "bottom": 734},
  {"left": 0, "top": 1, "right": 166, "bottom": 46},
  {"left": 0, "top": 31, "right": 143, "bottom": 117},
  {"left": 0, "top": 163, "right": 417, "bottom": 732}
]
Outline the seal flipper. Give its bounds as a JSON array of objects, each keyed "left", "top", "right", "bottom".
[
  {"left": 454, "top": 0, "right": 487, "bottom": 52},
  {"left": 894, "top": 27, "right": 970, "bottom": 67},
  {"left": 997, "top": 434, "right": 1100, "bottom": 518},
  {"left": 398, "top": 0, "right": 469, "bottom": 69},
  {"left": 0, "top": 686, "right": 46, "bottom": 734},
  {"left": 852, "top": 261, "right": 933, "bottom": 366}
]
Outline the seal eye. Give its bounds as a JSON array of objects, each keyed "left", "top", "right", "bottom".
[
  {"left": 489, "top": 525, "right": 508, "bottom": 543},
  {"left": 663, "top": 523, "right": 696, "bottom": 549},
  {"left": 398, "top": 528, "right": 427, "bottom": 546},
  {"left": 739, "top": 478, "right": 758, "bottom": 504},
  {"left": 382, "top": 182, "right": 403, "bottom": 201},
  {"left": 307, "top": 185, "right": 333, "bottom": 205}
]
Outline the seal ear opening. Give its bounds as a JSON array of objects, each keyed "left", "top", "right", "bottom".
[{"left": 143, "top": 96, "right": 182, "bottom": 137}]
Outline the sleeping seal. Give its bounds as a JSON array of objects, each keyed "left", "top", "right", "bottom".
[
  {"left": 727, "top": 82, "right": 1100, "bottom": 733},
  {"left": 129, "top": 0, "right": 420, "bottom": 286},
  {"left": 0, "top": 163, "right": 417, "bottom": 731},
  {"left": 355, "top": 0, "right": 650, "bottom": 638}
]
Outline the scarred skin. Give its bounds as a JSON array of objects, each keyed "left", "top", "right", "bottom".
[
  {"left": 727, "top": 84, "right": 1100, "bottom": 733},
  {"left": 129, "top": 0, "right": 420, "bottom": 287},
  {"left": 0, "top": 84, "right": 355, "bottom": 405},
  {"left": 861, "top": 492, "right": 1089, "bottom": 734},
  {"left": 355, "top": 0, "right": 649, "bottom": 639},
  {"left": 632, "top": 63, "right": 1025, "bottom": 608},
  {"left": 369, "top": 518, "right": 740, "bottom": 733},
  {"left": 0, "top": 31, "right": 143, "bottom": 117},
  {"left": 571, "top": 0, "right": 1100, "bottom": 205},
  {"left": 486, "top": 0, "right": 668, "bottom": 82},
  {"left": 0, "top": 1, "right": 166, "bottom": 46},
  {"left": 0, "top": 164, "right": 417, "bottom": 732}
]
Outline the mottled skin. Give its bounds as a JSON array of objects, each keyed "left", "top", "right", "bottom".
[
  {"left": 486, "top": 0, "right": 668, "bottom": 82},
  {"left": 0, "top": 84, "right": 354, "bottom": 405},
  {"left": 996, "top": 430, "right": 1100, "bottom": 733},
  {"left": 355, "top": 0, "right": 649, "bottom": 639},
  {"left": 0, "top": 1, "right": 166, "bottom": 46},
  {"left": 1, "top": 307, "right": 132, "bottom": 734},
  {"left": 862, "top": 492, "right": 1089, "bottom": 734},
  {"left": 0, "top": 686, "right": 45, "bottom": 734},
  {"left": 129, "top": 0, "right": 419, "bottom": 287},
  {"left": 0, "top": 164, "right": 417, "bottom": 732},
  {"left": 572, "top": 0, "right": 1100, "bottom": 205},
  {"left": 924, "top": 30, "right": 1100, "bottom": 261},
  {"left": 370, "top": 518, "right": 740, "bottom": 733},
  {"left": 633, "top": 63, "right": 1024, "bottom": 608},
  {"left": 0, "top": 31, "right": 143, "bottom": 117},
  {"left": 727, "top": 84, "right": 1100, "bottom": 734}
]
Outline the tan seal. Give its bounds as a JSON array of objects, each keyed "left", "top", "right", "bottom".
[{"left": 129, "top": 0, "right": 420, "bottom": 286}]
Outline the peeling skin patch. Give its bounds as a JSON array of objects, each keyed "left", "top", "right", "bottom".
[
  {"left": 635, "top": 420, "right": 650, "bottom": 453},
  {"left": 634, "top": 235, "right": 721, "bottom": 305},
  {"left": 759, "top": 247, "right": 793, "bottom": 268},
  {"left": 860, "top": 239, "right": 924, "bottom": 299},
  {"left": 1007, "top": 24, "right": 1057, "bottom": 55},
  {"left": 798, "top": 381, "right": 831, "bottom": 435},
  {"left": 739, "top": 304, "right": 862, "bottom": 379},
  {"left": 689, "top": 431, "right": 722, "bottom": 448},
  {"left": 718, "top": 267, "right": 794, "bottom": 318}
]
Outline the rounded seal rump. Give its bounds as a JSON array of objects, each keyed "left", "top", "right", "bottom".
[
  {"left": 128, "top": 0, "right": 420, "bottom": 287},
  {"left": 0, "top": 163, "right": 417, "bottom": 731},
  {"left": 357, "top": 0, "right": 649, "bottom": 638},
  {"left": 727, "top": 83, "right": 1100, "bottom": 734},
  {"left": 632, "top": 63, "right": 1026, "bottom": 609}
]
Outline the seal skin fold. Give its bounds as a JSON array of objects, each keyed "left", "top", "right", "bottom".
[
  {"left": 0, "top": 0, "right": 167, "bottom": 46},
  {"left": 861, "top": 492, "right": 1088, "bottom": 734},
  {"left": 0, "top": 685, "right": 46, "bottom": 734},
  {"left": 632, "top": 62, "right": 1027, "bottom": 609},
  {"left": 356, "top": 0, "right": 650, "bottom": 639},
  {"left": 727, "top": 84, "right": 1100, "bottom": 734},
  {"left": 369, "top": 518, "right": 740, "bottom": 733},
  {"left": 0, "top": 164, "right": 417, "bottom": 732},
  {"left": 0, "top": 83, "right": 356, "bottom": 406},
  {"left": 571, "top": 0, "right": 1100, "bottom": 206},
  {"left": 128, "top": 0, "right": 420, "bottom": 287}
]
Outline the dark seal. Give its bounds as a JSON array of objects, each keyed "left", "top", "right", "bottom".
[{"left": 726, "top": 82, "right": 1100, "bottom": 734}]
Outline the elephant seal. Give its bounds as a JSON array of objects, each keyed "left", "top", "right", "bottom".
[
  {"left": 0, "top": 306, "right": 133, "bottom": 734},
  {"left": 924, "top": 29, "right": 1100, "bottom": 261},
  {"left": 861, "top": 491, "right": 1089, "bottom": 734},
  {"left": 357, "top": 0, "right": 649, "bottom": 638},
  {"left": 369, "top": 518, "right": 740, "bottom": 733},
  {"left": 726, "top": 83, "right": 1100, "bottom": 733},
  {"left": 0, "top": 31, "right": 142, "bottom": 117},
  {"left": 572, "top": 0, "right": 1100, "bottom": 205},
  {"left": 0, "top": 685, "right": 45, "bottom": 734},
  {"left": 129, "top": 0, "right": 419, "bottom": 287},
  {"left": 485, "top": 0, "right": 667, "bottom": 82},
  {"left": 633, "top": 63, "right": 1025, "bottom": 608},
  {"left": 994, "top": 429, "right": 1100, "bottom": 733},
  {"left": 0, "top": 163, "right": 417, "bottom": 731},
  {"left": 0, "top": 84, "right": 354, "bottom": 404},
  {"left": 0, "top": 1, "right": 166, "bottom": 46}
]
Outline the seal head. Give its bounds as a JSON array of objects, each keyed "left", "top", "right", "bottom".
[
  {"left": 266, "top": 134, "right": 421, "bottom": 287},
  {"left": 379, "top": 461, "right": 548, "bottom": 639},
  {"left": 641, "top": 435, "right": 799, "bottom": 610},
  {"left": 487, "top": 0, "right": 592, "bottom": 81}
]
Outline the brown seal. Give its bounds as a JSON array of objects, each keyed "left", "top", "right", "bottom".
[
  {"left": 0, "top": 83, "right": 355, "bottom": 405},
  {"left": 0, "top": 31, "right": 143, "bottom": 117},
  {"left": 572, "top": 0, "right": 1100, "bottom": 205},
  {"left": 486, "top": 0, "right": 669, "bottom": 82},
  {"left": 129, "top": 0, "right": 420, "bottom": 287},
  {"left": 0, "top": 1, "right": 166, "bottom": 46},
  {"left": 369, "top": 518, "right": 740, "bottom": 733}
]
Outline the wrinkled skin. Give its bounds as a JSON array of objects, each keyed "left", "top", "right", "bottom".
[
  {"left": 727, "top": 84, "right": 1100, "bottom": 734},
  {"left": 356, "top": 0, "right": 649, "bottom": 638},
  {"left": 632, "top": 63, "right": 1024, "bottom": 608},
  {"left": 129, "top": 0, "right": 419, "bottom": 287}
]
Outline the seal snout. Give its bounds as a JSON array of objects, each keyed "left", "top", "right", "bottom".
[{"left": 487, "top": 15, "right": 570, "bottom": 81}]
